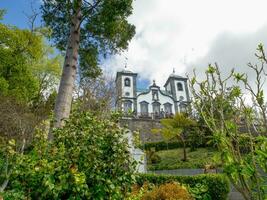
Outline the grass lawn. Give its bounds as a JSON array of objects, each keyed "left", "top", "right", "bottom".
[{"left": 147, "top": 148, "right": 220, "bottom": 170}]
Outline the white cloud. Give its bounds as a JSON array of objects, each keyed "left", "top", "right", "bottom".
[{"left": 102, "top": 0, "right": 267, "bottom": 87}]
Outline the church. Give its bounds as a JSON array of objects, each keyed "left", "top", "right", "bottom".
[{"left": 115, "top": 68, "right": 190, "bottom": 118}]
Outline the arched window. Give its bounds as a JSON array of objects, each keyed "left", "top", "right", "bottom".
[
  {"left": 177, "top": 82, "right": 183, "bottom": 91},
  {"left": 124, "top": 78, "right": 131, "bottom": 87},
  {"left": 123, "top": 100, "right": 132, "bottom": 112},
  {"left": 164, "top": 102, "right": 172, "bottom": 114},
  {"left": 140, "top": 101, "right": 149, "bottom": 116},
  {"left": 152, "top": 102, "right": 161, "bottom": 115}
]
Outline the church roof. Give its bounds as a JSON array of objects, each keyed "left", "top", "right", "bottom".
[
  {"left": 164, "top": 73, "right": 187, "bottom": 87},
  {"left": 169, "top": 73, "right": 186, "bottom": 79},
  {"left": 115, "top": 68, "right": 137, "bottom": 81},
  {"left": 121, "top": 69, "right": 134, "bottom": 73}
]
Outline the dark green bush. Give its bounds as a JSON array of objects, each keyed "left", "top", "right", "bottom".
[
  {"left": 142, "top": 141, "right": 185, "bottom": 151},
  {"left": 136, "top": 173, "right": 230, "bottom": 200},
  {"left": 142, "top": 140, "right": 209, "bottom": 151}
]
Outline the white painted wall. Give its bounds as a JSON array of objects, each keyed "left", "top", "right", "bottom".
[
  {"left": 122, "top": 76, "right": 134, "bottom": 98},
  {"left": 137, "top": 90, "right": 175, "bottom": 113}
]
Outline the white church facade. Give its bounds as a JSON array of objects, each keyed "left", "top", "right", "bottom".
[{"left": 115, "top": 69, "right": 190, "bottom": 118}]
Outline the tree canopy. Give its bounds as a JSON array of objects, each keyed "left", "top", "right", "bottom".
[{"left": 41, "top": 0, "right": 135, "bottom": 77}]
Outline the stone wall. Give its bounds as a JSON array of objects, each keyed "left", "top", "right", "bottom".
[{"left": 120, "top": 118, "right": 163, "bottom": 143}]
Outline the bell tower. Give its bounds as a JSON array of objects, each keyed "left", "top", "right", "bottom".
[
  {"left": 115, "top": 68, "right": 137, "bottom": 113},
  {"left": 164, "top": 70, "right": 190, "bottom": 113}
]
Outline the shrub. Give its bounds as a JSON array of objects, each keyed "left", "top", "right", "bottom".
[
  {"left": 142, "top": 140, "right": 209, "bottom": 151},
  {"left": 146, "top": 148, "right": 161, "bottom": 164},
  {"left": 3, "top": 112, "right": 137, "bottom": 199},
  {"left": 142, "top": 182, "right": 193, "bottom": 200},
  {"left": 143, "top": 141, "right": 183, "bottom": 151},
  {"left": 136, "top": 173, "right": 230, "bottom": 200}
]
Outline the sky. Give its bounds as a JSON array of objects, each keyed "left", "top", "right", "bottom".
[
  {"left": 102, "top": 0, "right": 267, "bottom": 88},
  {"left": 1, "top": 0, "right": 267, "bottom": 89}
]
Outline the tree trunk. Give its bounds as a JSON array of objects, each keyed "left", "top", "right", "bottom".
[
  {"left": 182, "top": 140, "right": 187, "bottom": 161},
  {"left": 178, "top": 134, "right": 187, "bottom": 161},
  {"left": 50, "top": 0, "right": 82, "bottom": 135}
]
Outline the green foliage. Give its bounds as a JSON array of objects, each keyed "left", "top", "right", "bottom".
[
  {"left": 188, "top": 183, "right": 211, "bottom": 200},
  {"left": 154, "top": 113, "right": 198, "bottom": 161},
  {"left": 142, "top": 138, "right": 209, "bottom": 152},
  {"left": 2, "top": 112, "right": 137, "bottom": 199},
  {"left": 41, "top": 0, "right": 135, "bottom": 78},
  {"left": 146, "top": 148, "right": 161, "bottom": 164},
  {"left": 0, "top": 22, "right": 61, "bottom": 149},
  {"left": 0, "top": 9, "right": 6, "bottom": 20},
  {"left": 147, "top": 148, "right": 220, "bottom": 170},
  {"left": 190, "top": 55, "right": 267, "bottom": 199},
  {"left": 136, "top": 173, "right": 230, "bottom": 200},
  {"left": 255, "top": 136, "right": 267, "bottom": 172},
  {"left": 0, "top": 23, "right": 41, "bottom": 102},
  {"left": 142, "top": 141, "right": 185, "bottom": 151},
  {"left": 0, "top": 22, "right": 61, "bottom": 105},
  {"left": 141, "top": 182, "right": 193, "bottom": 200}
]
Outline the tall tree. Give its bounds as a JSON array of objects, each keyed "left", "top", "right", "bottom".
[
  {"left": 0, "top": 23, "right": 42, "bottom": 103},
  {"left": 0, "top": 19, "right": 62, "bottom": 143},
  {"left": 41, "top": 0, "right": 135, "bottom": 129},
  {"left": 152, "top": 113, "right": 197, "bottom": 161}
]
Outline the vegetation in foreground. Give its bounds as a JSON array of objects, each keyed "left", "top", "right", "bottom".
[
  {"left": 0, "top": 112, "right": 137, "bottom": 199},
  {"left": 190, "top": 44, "right": 267, "bottom": 199},
  {"left": 134, "top": 173, "right": 230, "bottom": 200},
  {"left": 147, "top": 148, "right": 219, "bottom": 171}
]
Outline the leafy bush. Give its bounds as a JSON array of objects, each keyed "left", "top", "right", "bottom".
[
  {"left": 2, "top": 112, "right": 137, "bottom": 199},
  {"left": 143, "top": 141, "right": 184, "bottom": 151},
  {"left": 146, "top": 148, "right": 161, "bottom": 164},
  {"left": 189, "top": 183, "right": 211, "bottom": 200},
  {"left": 142, "top": 182, "right": 193, "bottom": 200},
  {"left": 136, "top": 173, "right": 230, "bottom": 200},
  {"left": 142, "top": 140, "right": 209, "bottom": 152}
]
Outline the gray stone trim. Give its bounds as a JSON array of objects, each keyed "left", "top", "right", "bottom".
[
  {"left": 169, "top": 78, "right": 177, "bottom": 101},
  {"left": 163, "top": 102, "right": 172, "bottom": 106},
  {"left": 152, "top": 101, "right": 161, "bottom": 105},
  {"left": 115, "top": 75, "right": 122, "bottom": 110},
  {"left": 133, "top": 74, "right": 137, "bottom": 112},
  {"left": 184, "top": 79, "right": 190, "bottom": 102},
  {"left": 139, "top": 100, "right": 149, "bottom": 104}
]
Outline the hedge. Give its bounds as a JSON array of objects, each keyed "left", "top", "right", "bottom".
[
  {"left": 141, "top": 141, "right": 209, "bottom": 151},
  {"left": 136, "top": 173, "right": 230, "bottom": 200}
]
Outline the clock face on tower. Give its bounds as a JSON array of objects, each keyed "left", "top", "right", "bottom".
[{"left": 179, "top": 96, "right": 184, "bottom": 101}]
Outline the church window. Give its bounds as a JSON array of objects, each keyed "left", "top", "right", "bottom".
[
  {"left": 125, "top": 92, "right": 130, "bottom": 96},
  {"left": 179, "top": 103, "right": 187, "bottom": 113},
  {"left": 164, "top": 103, "right": 172, "bottom": 114},
  {"left": 177, "top": 82, "right": 183, "bottom": 91},
  {"left": 123, "top": 100, "right": 132, "bottom": 112},
  {"left": 140, "top": 101, "right": 149, "bottom": 116},
  {"left": 124, "top": 78, "right": 131, "bottom": 87}
]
